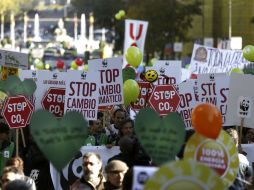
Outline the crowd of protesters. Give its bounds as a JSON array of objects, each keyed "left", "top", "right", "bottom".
[{"left": 0, "top": 106, "right": 254, "bottom": 190}]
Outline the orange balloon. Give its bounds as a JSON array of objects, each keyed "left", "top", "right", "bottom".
[{"left": 191, "top": 103, "right": 222, "bottom": 139}]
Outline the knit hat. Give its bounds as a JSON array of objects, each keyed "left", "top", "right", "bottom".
[{"left": 105, "top": 160, "right": 128, "bottom": 173}]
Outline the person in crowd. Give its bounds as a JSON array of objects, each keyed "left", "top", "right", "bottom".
[
  {"left": 103, "top": 160, "right": 128, "bottom": 190},
  {"left": 108, "top": 136, "right": 151, "bottom": 168},
  {"left": 70, "top": 152, "right": 104, "bottom": 190},
  {"left": 121, "top": 168, "right": 133, "bottom": 190},
  {"left": 85, "top": 120, "right": 108, "bottom": 146},
  {"left": 114, "top": 118, "right": 135, "bottom": 145},
  {"left": 23, "top": 131, "right": 54, "bottom": 190},
  {"left": 0, "top": 122, "right": 14, "bottom": 176},
  {"left": 244, "top": 128, "right": 254, "bottom": 144},
  {"left": 105, "top": 108, "right": 127, "bottom": 144},
  {"left": 1, "top": 166, "right": 36, "bottom": 190},
  {"left": 4, "top": 179, "right": 36, "bottom": 190},
  {"left": 226, "top": 128, "right": 252, "bottom": 190}
]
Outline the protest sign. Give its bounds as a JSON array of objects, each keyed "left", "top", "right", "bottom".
[
  {"left": 226, "top": 73, "right": 254, "bottom": 128},
  {"left": 176, "top": 80, "right": 197, "bottom": 129},
  {"left": 50, "top": 146, "right": 120, "bottom": 190},
  {"left": 123, "top": 19, "right": 148, "bottom": 67},
  {"left": 132, "top": 166, "right": 158, "bottom": 190},
  {"left": 64, "top": 70, "right": 100, "bottom": 120},
  {"left": 88, "top": 57, "right": 123, "bottom": 106},
  {"left": 146, "top": 62, "right": 181, "bottom": 86},
  {"left": 189, "top": 44, "right": 250, "bottom": 74},
  {"left": 34, "top": 71, "right": 66, "bottom": 111},
  {"left": 197, "top": 73, "right": 231, "bottom": 126},
  {"left": 0, "top": 49, "right": 28, "bottom": 69}
]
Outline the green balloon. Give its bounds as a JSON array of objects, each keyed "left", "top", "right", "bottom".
[
  {"left": 35, "top": 60, "right": 44, "bottom": 70},
  {"left": 230, "top": 68, "right": 244, "bottom": 74},
  {"left": 119, "top": 10, "right": 125, "bottom": 18},
  {"left": 125, "top": 46, "right": 143, "bottom": 68},
  {"left": 115, "top": 13, "right": 121, "bottom": 20},
  {"left": 83, "top": 64, "right": 89, "bottom": 71},
  {"left": 243, "top": 45, "right": 254, "bottom": 62},
  {"left": 123, "top": 79, "right": 140, "bottom": 105},
  {"left": 70, "top": 60, "right": 78, "bottom": 70}
]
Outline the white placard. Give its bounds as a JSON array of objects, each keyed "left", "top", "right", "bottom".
[
  {"left": 0, "top": 49, "right": 28, "bottom": 69},
  {"left": 34, "top": 71, "right": 67, "bottom": 110},
  {"left": 64, "top": 70, "right": 100, "bottom": 120},
  {"left": 226, "top": 73, "right": 254, "bottom": 128},
  {"left": 189, "top": 44, "right": 250, "bottom": 74},
  {"left": 177, "top": 80, "right": 197, "bottom": 130},
  {"left": 132, "top": 166, "right": 158, "bottom": 190},
  {"left": 241, "top": 144, "right": 254, "bottom": 163},
  {"left": 88, "top": 57, "right": 124, "bottom": 106},
  {"left": 123, "top": 19, "right": 148, "bottom": 67},
  {"left": 198, "top": 73, "right": 231, "bottom": 126}
]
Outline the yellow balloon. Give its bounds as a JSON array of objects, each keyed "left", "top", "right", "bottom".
[{"left": 123, "top": 79, "right": 140, "bottom": 105}]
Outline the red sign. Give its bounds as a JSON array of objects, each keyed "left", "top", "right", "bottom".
[
  {"left": 98, "top": 105, "right": 113, "bottom": 112},
  {"left": 149, "top": 85, "right": 180, "bottom": 116},
  {"left": 131, "top": 82, "right": 153, "bottom": 110},
  {"left": 2, "top": 96, "right": 33, "bottom": 128},
  {"left": 42, "top": 88, "right": 65, "bottom": 117}
]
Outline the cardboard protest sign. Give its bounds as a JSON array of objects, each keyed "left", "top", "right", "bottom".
[
  {"left": 34, "top": 71, "right": 67, "bottom": 113},
  {"left": 132, "top": 166, "right": 158, "bottom": 190},
  {"left": 226, "top": 73, "right": 254, "bottom": 128},
  {"left": 144, "top": 160, "right": 226, "bottom": 190},
  {"left": 64, "top": 70, "right": 100, "bottom": 120},
  {"left": 30, "top": 110, "right": 88, "bottom": 171},
  {"left": 176, "top": 80, "right": 197, "bottom": 130},
  {"left": 197, "top": 73, "right": 231, "bottom": 126},
  {"left": 123, "top": 19, "right": 148, "bottom": 67},
  {"left": 189, "top": 44, "right": 250, "bottom": 74},
  {"left": 135, "top": 108, "right": 185, "bottom": 165},
  {"left": 0, "top": 49, "right": 28, "bottom": 69},
  {"left": 88, "top": 57, "right": 123, "bottom": 106},
  {"left": 50, "top": 146, "right": 120, "bottom": 190},
  {"left": 184, "top": 131, "right": 239, "bottom": 187}
]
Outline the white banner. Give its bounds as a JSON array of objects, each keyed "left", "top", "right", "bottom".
[
  {"left": 64, "top": 70, "right": 100, "bottom": 120},
  {"left": 88, "top": 57, "right": 124, "bottom": 106},
  {"left": 189, "top": 44, "right": 250, "bottom": 74},
  {"left": 123, "top": 19, "right": 148, "bottom": 68},
  {"left": 50, "top": 146, "right": 120, "bottom": 190}
]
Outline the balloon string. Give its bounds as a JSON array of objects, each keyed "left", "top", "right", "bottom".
[{"left": 16, "top": 129, "right": 19, "bottom": 157}]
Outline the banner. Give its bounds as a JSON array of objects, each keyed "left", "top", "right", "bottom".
[
  {"left": 123, "top": 19, "right": 148, "bottom": 67},
  {"left": 189, "top": 44, "right": 250, "bottom": 74},
  {"left": 0, "top": 49, "right": 28, "bottom": 69},
  {"left": 50, "top": 146, "right": 120, "bottom": 190}
]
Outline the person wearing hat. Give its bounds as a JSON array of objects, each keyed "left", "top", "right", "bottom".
[{"left": 103, "top": 160, "right": 128, "bottom": 190}]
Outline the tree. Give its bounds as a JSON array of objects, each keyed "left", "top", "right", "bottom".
[{"left": 126, "top": 0, "right": 202, "bottom": 55}]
